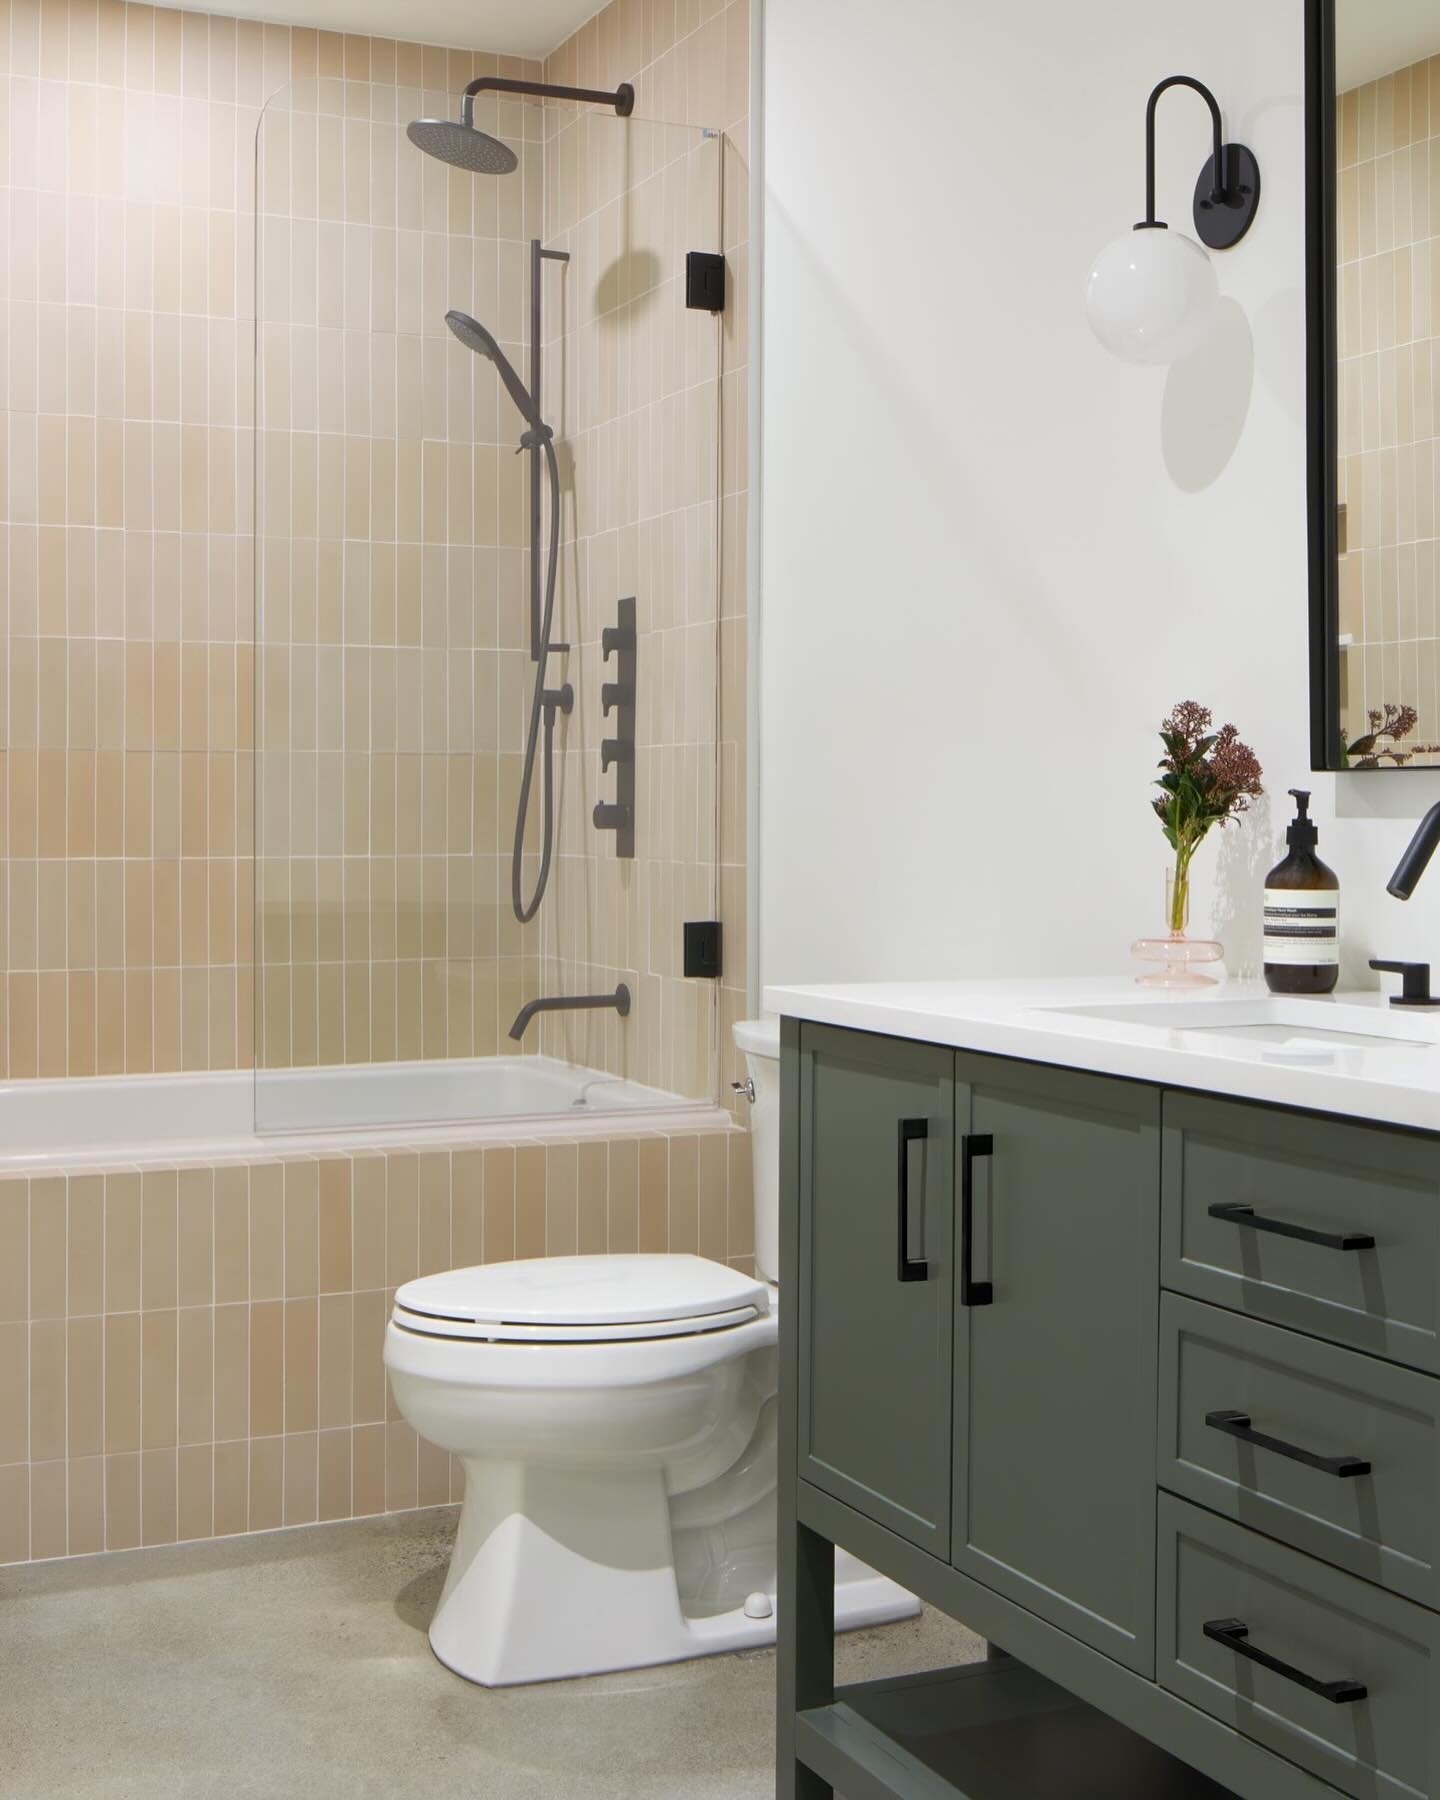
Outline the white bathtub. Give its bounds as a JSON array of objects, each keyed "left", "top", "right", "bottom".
[{"left": 0, "top": 1057, "right": 724, "bottom": 1171}]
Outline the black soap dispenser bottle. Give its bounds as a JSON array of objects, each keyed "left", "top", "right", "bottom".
[{"left": 1263, "top": 789, "right": 1339, "bottom": 995}]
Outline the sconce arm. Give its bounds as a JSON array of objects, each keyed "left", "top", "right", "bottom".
[{"left": 1142, "top": 75, "right": 1227, "bottom": 227}]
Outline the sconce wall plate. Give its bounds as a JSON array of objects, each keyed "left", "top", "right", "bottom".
[{"left": 1192, "top": 143, "right": 1261, "bottom": 249}]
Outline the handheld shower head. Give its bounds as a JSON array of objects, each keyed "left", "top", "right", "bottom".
[
  {"left": 405, "top": 117, "right": 519, "bottom": 175},
  {"left": 444, "top": 309, "right": 547, "bottom": 436}
]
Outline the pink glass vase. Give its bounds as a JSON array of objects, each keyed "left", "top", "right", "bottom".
[{"left": 1131, "top": 869, "right": 1223, "bottom": 989}]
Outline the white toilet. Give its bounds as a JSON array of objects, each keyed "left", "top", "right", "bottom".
[{"left": 383, "top": 1016, "right": 918, "bottom": 1687}]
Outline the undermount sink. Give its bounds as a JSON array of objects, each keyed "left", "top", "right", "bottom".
[{"left": 1038, "top": 996, "right": 1436, "bottom": 1055}]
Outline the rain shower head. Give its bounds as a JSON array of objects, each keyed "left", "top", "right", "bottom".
[
  {"left": 444, "top": 309, "right": 547, "bottom": 435},
  {"left": 408, "top": 74, "right": 633, "bottom": 180},
  {"left": 405, "top": 117, "right": 519, "bottom": 175}
]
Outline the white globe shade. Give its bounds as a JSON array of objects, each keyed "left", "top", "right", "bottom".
[{"left": 1085, "top": 228, "right": 1219, "bottom": 366}]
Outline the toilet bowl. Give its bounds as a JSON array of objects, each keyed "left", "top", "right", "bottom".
[{"left": 384, "top": 1018, "right": 918, "bottom": 1686}]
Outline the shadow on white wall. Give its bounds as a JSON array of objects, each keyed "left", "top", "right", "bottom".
[{"left": 1160, "top": 297, "right": 1254, "bottom": 492}]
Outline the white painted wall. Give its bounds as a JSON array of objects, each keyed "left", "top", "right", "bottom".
[{"left": 758, "top": 0, "right": 1440, "bottom": 996}]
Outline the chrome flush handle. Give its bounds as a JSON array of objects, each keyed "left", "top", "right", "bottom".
[{"left": 731, "top": 1078, "right": 756, "bottom": 1103}]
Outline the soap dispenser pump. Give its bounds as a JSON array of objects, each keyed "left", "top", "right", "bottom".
[{"left": 1263, "top": 789, "right": 1339, "bottom": 995}]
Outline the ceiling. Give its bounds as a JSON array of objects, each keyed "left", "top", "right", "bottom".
[
  {"left": 159, "top": 0, "right": 602, "bottom": 60},
  {"left": 1337, "top": 0, "right": 1440, "bottom": 90}
]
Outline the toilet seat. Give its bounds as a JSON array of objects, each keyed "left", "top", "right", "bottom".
[{"left": 392, "top": 1253, "right": 770, "bottom": 1344}]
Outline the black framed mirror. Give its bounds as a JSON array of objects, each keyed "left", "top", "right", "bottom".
[{"left": 1309, "top": 0, "right": 1440, "bottom": 770}]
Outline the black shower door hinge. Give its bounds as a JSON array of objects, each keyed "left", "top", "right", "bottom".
[
  {"left": 685, "top": 251, "right": 726, "bottom": 313},
  {"left": 683, "top": 921, "right": 723, "bottom": 978}
]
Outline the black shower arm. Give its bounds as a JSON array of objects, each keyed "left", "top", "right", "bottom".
[
  {"left": 461, "top": 76, "right": 635, "bottom": 127},
  {"left": 1141, "top": 75, "right": 1227, "bottom": 229}
]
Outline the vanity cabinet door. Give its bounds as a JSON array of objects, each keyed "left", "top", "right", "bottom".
[
  {"left": 952, "top": 1055, "right": 1161, "bottom": 1676},
  {"left": 797, "top": 1023, "right": 956, "bottom": 1558}
]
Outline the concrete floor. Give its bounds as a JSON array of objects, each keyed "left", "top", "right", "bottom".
[{"left": 0, "top": 1508, "right": 985, "bottom": 1799}]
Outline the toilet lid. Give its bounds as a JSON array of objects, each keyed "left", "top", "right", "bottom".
[{"left": 393, "top": 1254, "right": 770, "bottom": 1342}]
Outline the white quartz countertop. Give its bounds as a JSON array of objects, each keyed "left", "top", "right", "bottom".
[{"left": 762, "top": 977, "right": 1440, "bottom": 1134}]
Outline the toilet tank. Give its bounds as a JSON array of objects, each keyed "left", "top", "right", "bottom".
[{"left": 734, "top": 1017, "right": 781, "bottom": 1285}]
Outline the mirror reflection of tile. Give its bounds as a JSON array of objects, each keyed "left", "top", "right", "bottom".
[{"left": 1336, "top": 51, "right": 1440, "bottom": 768}]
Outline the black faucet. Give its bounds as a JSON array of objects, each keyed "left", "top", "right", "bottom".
[
  {"left": 1372, "top": 804, "right": 1440, "bottom": 1007},
  {"left": 508, "top": 984, "right": 631, "bottom": 1042},
  {"left": 1388, "top": 801, "right": 1440, "bottom": 900}
]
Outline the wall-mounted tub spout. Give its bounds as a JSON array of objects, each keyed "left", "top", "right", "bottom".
[{"left": 508, "top": 984, "right": 631, "bottom": 1042}]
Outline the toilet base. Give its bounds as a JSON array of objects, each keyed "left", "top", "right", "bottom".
[{"left": 427, "top": 1458, "right": 919, "bottom": 1687}]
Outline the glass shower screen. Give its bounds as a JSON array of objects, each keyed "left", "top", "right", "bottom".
[{"left": 253, "top": 77, "right": 725, "bottom": 1133}]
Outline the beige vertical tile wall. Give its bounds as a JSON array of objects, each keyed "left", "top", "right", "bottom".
[
  {"left": 0, "top": 0, "right": 755, "bottom": 1563},
  {"left": 539, "top": 0, "right": 751, "bottom": 1110},
  {"left": 1336, "top": 54, "right": 1440, "bottom": 765},
  {"left": 0, "top": 1121, "right": 752, "bottom": 1565},
  {"left": 252, "top": 74, "right": 551, "bottom": 1068},
  {"left": 0, "top": 0, "right": 546, "bottom": 1076}
]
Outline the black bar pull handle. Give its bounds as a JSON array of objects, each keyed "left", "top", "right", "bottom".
[
  {"left": 1202, "top": 1618, "right": 1367, "bottom": 1704},
  {"left": 1208, "top": 1201, "right": 1375, "bottom": 1253},
  {"left": 897, "top": 1119, "right": 929, "bottom": 1282},
  {"left": 961, "top": 1133, "right": 994, "bottom": 1307},
  {"left": 1205, "top": 1409, "right": 1371, "bottom": 1479}
]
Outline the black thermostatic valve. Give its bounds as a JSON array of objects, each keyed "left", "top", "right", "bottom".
[
  {"left": 685, "top": 251, "right": 726, "bottom": 313},
  {"left": 683, "top": 920, "right": 723, "bottom": 978}
]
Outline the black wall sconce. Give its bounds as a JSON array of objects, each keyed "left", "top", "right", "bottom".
[{"left": 1086, "top": 76, "right": 1261, "bottom": 366}]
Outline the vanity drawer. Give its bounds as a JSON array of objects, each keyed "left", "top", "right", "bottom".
[
  {"left": 1161, "top": 1093, "right": 1440, "bottom": 1373},
  {"left": 1158, "top": 1493, "right": 1439, "bottom": 1799},
  {"left": 1159, "top": 1293, "right": 1440, "bottom": 1605}
]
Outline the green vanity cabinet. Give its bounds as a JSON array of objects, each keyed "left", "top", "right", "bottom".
[
  {"left": 952, "top": 1055, "right": 1161, "bottom": 1675},
  {"left": 796, "top": 1023, "right": 957, "bottom": 1556},
  {"left": 779, "top": 1014, "right": 1440, "bottom": 1800}
]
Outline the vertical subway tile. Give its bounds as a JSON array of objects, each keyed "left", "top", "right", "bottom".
[
  {"left": 177, "top": 1442, "right": 214, "bottom": 1543},
  {"left": 283, "top": 1431, "right": 318, "bottom": 1526},
  {"left": 351, "top": 1290, "right": 386, "bottom": 1423},
  {"left": 482, "top": 1147, "right": 515, "bottom": 1264},
  {"left": 29, "top": 1179, "right": 66, "bottom": 1319},
  {"left": 249, "top": 1300, "right": 284, "bottom": 1438},
  {"left": 141, "top": 1447, "right": 178, "bottom": 1546},
  {"left": 0, "top": 1322, "right": 29, "bottom": 1465},
  {"left": 213, "top": 1302, "right": 250, "bottom": 1442},
  {"left": 638, "top": 1137, "right": 668, "bottom": 1250},
  {"left": 104, "top": 1311, "right": 141, "bottom": 1453},
  {"left": 283, "top": 1161, "right": 319, "bottom": 1297},
  {"left": 140, "top": 1170, "right": 178, "bottom": 1310},
  {"left": 318, "top": 1159, "right": 352, "bottom": 1294},
  {"left": 352, "top": 1422, "right": 385, "bottom": 1516},
  {"left": 177, "top": 1307, "right": 214, "bottom": 1445},
  {"left": 417, "top": 1152, "right": 450, "bottom": 1275},
  {"left": 67, "top": 1455, "right": 105, "bottom": 1557},
  {"left": 140, "top": 1308, "right": 177, "bottom": 1449},
  {"left": 213, "top": 1441, "right": 249, "bottom": 1537},
  {"left": 66, "top": 1316, "right": 103, "bottom": 1458},
  {"left": 104, "top": 1172, "right": 141, "bottom": 1312},
  {"left": 0, "top": 1465, "right": 31, "bottom": 1565},
  {"left": 317, "top": 1427, "right": 352, "bottom": 1521},
  {"left": 385, "top": 1153, "right": 418, "bottom": 1286},
  {"left": 29, "top": 1461, "right": 68, "bottom": 1561},
  {"left": 317, "top": 1293, "right": 352, "bottom": 1430},
  {"left": 104, "top": 1452, "right": 141, "bottom": 1551},
  {"left": 515, "top": 1146, "right": 546, "bottom": 1258},
  {"left": 213, "top": 1166, "right": 249, "bottom": 1304},
  {"left": 248, "top": 1435, "right": 283, "bottom": 1532},
  {"left": 29, "top": 1318, "right": 66, "bottom": 1463},
  {"left": 177, "top": 1168, "right": 213, "bottom": 1306},
  {"left": 66, "top": 1176, "right": 104, "bottom": 1318},
  {"left": 352, "top": 1156, "right": 386, "bottom": 1289},
  {"left": 0, "top": 1184, "right": 28, "bottom": 1321},
  {"left": 249, "top": 1162, "right": 284, "bottom": 1300},
  {"left": 283, "top": 1298, "right": 317, "bottom": 1433}
]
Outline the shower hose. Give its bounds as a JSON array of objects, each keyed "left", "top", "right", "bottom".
[{"left": 511, "top": 433, "right": 566, "bottom": 924}]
